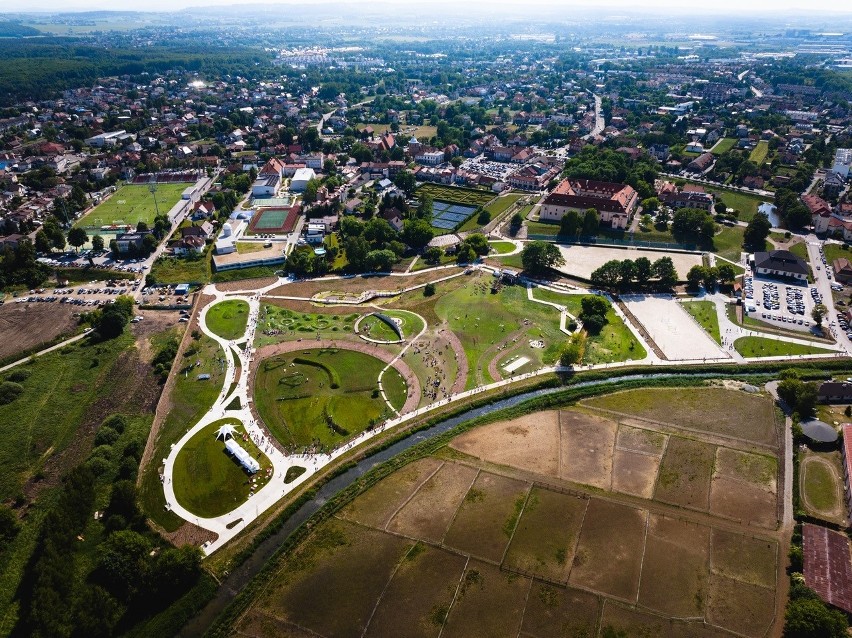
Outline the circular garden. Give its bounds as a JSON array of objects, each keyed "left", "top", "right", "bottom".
[{"left": 253, "top": 348, "right": 408, "bottom": 450}]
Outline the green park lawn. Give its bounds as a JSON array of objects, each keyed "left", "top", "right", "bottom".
[
  {"left": 150, "top": 253, "right": 212, "bottom": 285},
  {"left": 435, "top": 281, "right": 566, "bottom": 387},
  {"left": 749, "top": 140, "right": 770, "bottom": 165},
  {"left": 711, "top": 138, "right": 737, "bottom": 155},
  {"left": 253, "top": 349, "right": 406, "bottom": 449},
  {"left": 682, "top": 300, "right": 722, "bottom": 343},
  {"left": 802, "top": 456, "right": 841, "bottom": 514},
  {"left": 359, "top": 313, "right": 402, "bottom": 342},
  {"left": 74, "top": 183, "right": 187, "bottom": 230},
  {"left": 205, "top": 299, "right": 250, "bottom": 341},
  {"left": 173, "top": 419, "right": 271, "bottom": 518},
  {"left": 488, "top": 241, "right": 517, "bottom": 255},
  {"left": 484, "top": 192, "right": 525, "bottom": 217},
  {"left": 254, "top": 306, "right": 359, "bottom": 347},
  {"left": 678, "top": 179, "right": 767, "bottom": 222},
  {"left": 560, "top": 294, "right": 647, "bottom": 364},
  {"left": 138, "top": 332, "right": 226, "bottom": 531},
  {"left": 733, "top": 336, "right": 834, "bottom": 357},
  {"left": 236, "top": 242, "right": 268, "bottom": 255},
  {"left": 712, "top": 225, "right": 768, "bottom": 262}
]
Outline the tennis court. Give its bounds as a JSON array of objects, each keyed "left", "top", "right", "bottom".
[{"left": 247, "top": 207, "right": 299, "bottom": 234}]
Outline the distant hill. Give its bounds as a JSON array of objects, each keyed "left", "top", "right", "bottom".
[{"left": 0, "top": 21, "right": 41, "bottom": 38}]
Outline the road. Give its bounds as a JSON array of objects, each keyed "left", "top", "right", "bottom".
[
  {"left": 806, "top": 238, "right": 852, "bottom": 354},
  {"left": 0, "top": 329, "right": 93, "bottom": 373},
  {"left": 582, "top": 93, "right": 604, "bottom": 140}
]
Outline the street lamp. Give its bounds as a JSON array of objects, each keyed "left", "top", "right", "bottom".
[{"left": 148, "top": 179, "right": 160, "bottom": 218}]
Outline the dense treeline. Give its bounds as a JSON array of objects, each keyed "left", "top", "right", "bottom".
[
  {"left": 562, "top": 147, "right": 659, "bottom": 199},
  {"left": 13, "top": 414, "right": 204, "bottom": 638},
  {"left": 0, "top": 40, "right": 272, "bottom": 106}
]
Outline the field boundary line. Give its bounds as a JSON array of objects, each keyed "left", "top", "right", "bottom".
[
  {"left": 500, "top": 483, "right": 534, "bottom": 566},
  {"left": 441, "top": 468, "right": 481, "bottom": 545},
  {"left": 253, "top": 608, "right": 329, "bottom": 638},
  {"left": 515, "top": 576, "right": 535, "bottom": 638},
  {"left": 382, "top": 461, "right": 445, "bottom": 531},
  {"left": 633, "top": 509, "right": 652, "bottom": 605},
  {"left": 437, "top": 555, "right": 470, "bottom": 638},
  {"left": 361, "top": 541, "right": 421, "bottom": 638},
  {"left": 557, "top": 411, "right": 563, "bottom": 479},
  {"left": 564, "top": 496, "right": 591, "bottom": 584}
]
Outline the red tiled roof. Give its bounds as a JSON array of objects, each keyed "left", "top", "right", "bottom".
[{"left": 803, "top": 523, "right": 852, "bottom": 613}]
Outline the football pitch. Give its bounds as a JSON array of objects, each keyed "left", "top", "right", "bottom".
[{"left": 74, "top": 183, "right": 188, "bottom": 230}]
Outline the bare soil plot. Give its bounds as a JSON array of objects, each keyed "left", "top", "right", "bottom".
[
  {"left": 338, "top": 457, "right": 442, "bottom": 529},
  {"left": 600, "top": 601, "right": 724, "bottom": 638},
  {"left": 365, "top": 543, "right": 468, "bottom": 638},
  {"left": 637, "top": 514, "right": 710, "bottom": 618},
  {"left": 559, "top": 410, "right": 618, "bottom": 490},
  {"left": 502, "top": 487, "right": 588, "bottom": 582},
  {"left": 617, "top": 424, "right": 668, "bottom": 455},
  {"left": 0, "top": 301, "right": 79, "bottom": 361},
  {"left": 520, "top": 583, "right": 601, "bottom": 638},
  {"left": 253, "top": 519, "right": 412, "bottom": 638},
  {"left": 554, "top": 245, "right": 702, "bottom": 281},
  {"left": 710, "top": 448, "right": 778, "bottom": 527},
  {"left": 440, "top": 560, "right": 530, "bottom": 638},
  {"left": 710, "top": 529, "right": 777, "bottom": 589},
  {"left": 654, "top": 437, "right": 716, "bottom": 510},
  {"left": 706, "top": 573, "right": 776, "bottom": 638},
  {"left": 443, "top": 472, "right": 530, "bottom": 563},
  {"left": 269, "top": 270, "right": 450, "bottom": 298},
  {"left": 612, "top": 449, "right": 662, "bottom": 499},
  {"left": 583, "top": 387, "right": 778, "bottom": 447},
  {"left": 449, "top": 411, "right": 560, "bottom": 478},
  {"left": 236, "top": 608, "right": 315, "bottom": 637},
  {"left": 568, "top": 499, "right": 647, "bottom": 602},
  {"left": 388, "top": 461, "right": 479, "bottom": 542}
]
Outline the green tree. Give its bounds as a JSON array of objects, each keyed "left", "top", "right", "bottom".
[
  {"left": 363, "top": 217, "right": 397, "bottom": 246},
  {"left": 285, "top": 249, "right": 313, "bottom": 276},
  {"left": 456, "top": 243, "right": 476, "bottom": 264},
  {"left": 521, "top": 241, "right": 565, "bottom": 275},
  {"left": 687, "top": 265, "right": 707, "bottom": 289},
  {"left": 717, "top": 263, "right": 736, "bottom": 283},
  {"left": 94, "top": 295, "right": 134, "bottom": 339},
  {"left": 509, "top": 212, "right": 523, "bottom": 236},
  {"left": 0, "top": 504, "right": 19, "bottom": 542},
  {"left": 559, "top": 209, "right": 582, "bottom": 237},
  {"left": 634, "top": 257, "right": 652, "bottom": 285},
  {"left": 652, "top": 257, "right": 678, "bottom": 287},
  {"left": 618, "top": 259, "right": 636, "bottom": 287},
  {"left": 463, "top": 233, "right": 489, "bottom": 256},
  {"left": 416, "top": 194, "right": 433, "bottom": 219},
  {"left": 784, "top": 596, "right": 848, "bottom": 638},
  {"left": 365, "top": 249, "right": 396, "bottom": 272},
  {"left": 581, "top": 208, "right": 599, "bottom": 237},
  {"left": 401, "top": 218, "right": 433, "bottom": 250},
  {"left": 34, "top": 229, "right": 51, "bottom": 253},
  {"left": 559, "top": 332, "right": 586, "bottom": 366},
  {"left": 91, "top": 234, "right": 105, "bottom": 252},
  {"left": 590, "top": 260, "right": 621, "bottom": 289},
  {"left": 393, "top": 171, "right": 417, "bottom": 196},
  {"left": 340, "top": 215, "right": 363, "bottom": 239},
  {"left": 641, "top": 197, "right": 660, "bottom": 213},
  {"left": 67, "top": 227, "right": 88, "bottom": 253},
  {"left": 743, "top": 214, "right": 772, "bottom": 251},
  {"left": 344, "top": 235, "right": 370, "bottom": 271},
  {"left": 96, "top": 529, "right": 151, "bottom": 601},
  {"left": 423, "top": 246, "right": 443, "bottom": 265},
  {"left": 303, "top": 178, "right": 320, "bottom": 204},
  {"left": 424, "top": 282, "right": 436, "bottom": 296}
]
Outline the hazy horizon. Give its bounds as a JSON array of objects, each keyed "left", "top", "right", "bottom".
[{"left": 4, "top": 0, "right": 852, "bottom": 15}]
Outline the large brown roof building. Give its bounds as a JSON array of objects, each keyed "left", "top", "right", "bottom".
[{"left": 540, "top": 178, "right": 638, "bottom": 230}]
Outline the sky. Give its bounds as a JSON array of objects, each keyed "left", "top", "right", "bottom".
[{"left": 5, "top": 0, "right": 852, "bottom": 14}]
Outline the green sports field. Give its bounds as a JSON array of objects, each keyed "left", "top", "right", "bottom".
[{"left": 74, "top": 183, "right": 188, "bottom": 230}]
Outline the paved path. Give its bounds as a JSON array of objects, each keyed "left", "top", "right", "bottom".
[{"left": 0, "top": 328, "right": 93, "bottom": 373}]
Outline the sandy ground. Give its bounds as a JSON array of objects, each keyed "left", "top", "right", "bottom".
[
  {"left": 554, "top": 245, "right": 703, "bottom": 280},
  {"left": 622, "top": 295, "right": 726, "bottom": 360},
  {"left": 0, "top": 302, "right": 80, "bottom": 360}
]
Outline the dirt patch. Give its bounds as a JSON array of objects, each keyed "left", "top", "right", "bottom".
[
  {"left": 365, "top": 544, "right": 468, "bottom": 638},
  {"left": 252, "top": 518, "right": 412, "bottom": 638},
  {"left": 612, "top": 448, "right": 662, "bottom": 499},
  {"left": 0, "top": 301, "right": 80, "bottom": 361},
  {"left": 503, "top": 487, "right": 588, "bottom": 583},
  {"left": 388, "top": 461, "right": 478, "bottom": 543},
  {"left": 617, "top": 424, "right": 668, "bottom": 455},
  {"left": 216, "top": 276, "right": 278, "bottom": 292},
  {"left": 520, "top": 583, "right": 601, "bottom": 638},
  {"left": 338, "top": 457, "right": 442, "bottom": 529},
  {"left": 654, "top": 437, "right": 716, "bottom": 511},
  {"left": 160, "top": 520, "right": 218, "bottom": 548},
  {"left": 706, "top": 573, "right": 776, "bottom": 638},
  {"left": 443, "top": 471, "right": 530, "bottom": 563},
  {"left": 569, "top": 499, "right": 647, "bottom": 602},
  {"left": 440, "top": 560, "right": 529, "bottom": 638},
  {"left": 710, "top": 529, "right": 777, "bottom": 589},
  {"left": 600, "top": 600, "right": 723, "bottom": 638},
  {"left": 131, "top": 310, "right": 183, "bottom": 361},
  {"left": 441, "top": 326, "right": 469, "bottom": 395},
  {"left": 449, "top": 411, "right": 560, "bottom": 478},
  {"left": 268, "top": 271, "right": 455, "bottom": 299},
  {"left": 710, "top": 476, "right": 778, "bottom": 528},
  {"left": 559, "top": 410, "right": 618, "bottom": 490},
  {"left": 637, "top": 514, "right": 710, "bottom": 618}
]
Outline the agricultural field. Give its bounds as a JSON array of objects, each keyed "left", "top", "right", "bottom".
[
  {"left": 229, "top": 384, "right": 783, "bottom": 638},
  {"left": 416, "top": 183, "right": 495, "bottom": 208},
  {"left": 74, "top": 182, "right": 187, "bottom": 230},
  {"left": 252, "top": 348, "right": 407, "bottom": 449},
  {"left": 749, "top": 140, "right": 770, "bottom": 165}
]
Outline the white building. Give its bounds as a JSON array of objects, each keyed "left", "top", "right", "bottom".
[
  {"left": 291, "top": 168, "right": 316, "bottom": 192},
  {"left": 85, "top": 130, "right": 130, "bottom": 148},
  {"left": 832, "top": 148, "right": 852, "bottom": 180},
  {"left": 251, "top": 174, "right": 281, "bottom": 198}
]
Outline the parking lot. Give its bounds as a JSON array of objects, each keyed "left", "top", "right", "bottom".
[
  {"left": 743, "top": 274, "right": 816, "bottom": 332},
  {"left": 11, "top": 278, "right": 142, "bottom": 308},
  {"left": 459, "top": 156, "right": 517, "bottom": 182}
]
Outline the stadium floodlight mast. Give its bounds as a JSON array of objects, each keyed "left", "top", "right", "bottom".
[{"left": 148, "top": 177, "right": 161, "bottom": 218}]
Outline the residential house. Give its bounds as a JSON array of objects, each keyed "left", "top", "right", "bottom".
[{"left": 751, "top": 250, "right": 808, "bottom": 281}]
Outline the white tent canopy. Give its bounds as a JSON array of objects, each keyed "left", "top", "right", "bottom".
[
  {"left": 225, "top": 438, "right": 261, "bottom": 474},
  {"left": 215, "top": 424, "right": 237, "bottom": 441}
]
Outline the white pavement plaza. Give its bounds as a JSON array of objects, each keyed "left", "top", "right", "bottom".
[{"left": 159, "top": 262, "right": 851, "bottom": 557}]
